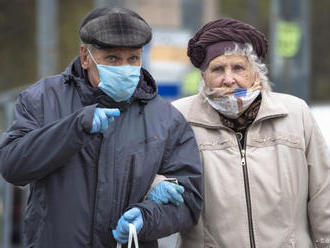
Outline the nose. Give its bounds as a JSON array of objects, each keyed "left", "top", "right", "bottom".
[{"left": 222, "top": 72, "right": 235, "bottom": 87}]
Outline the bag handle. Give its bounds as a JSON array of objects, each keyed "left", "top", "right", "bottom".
[{"left": 116, "top": 223, "right": 139, "bottom": 248}]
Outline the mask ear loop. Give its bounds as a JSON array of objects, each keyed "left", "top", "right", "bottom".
[
  {"left": 88, "top": 46, "right": 144, "bottom": 68},
  {"left": 250, "top": 79, "right": 262, "bottom": 91},
  {"left": 87, "top": 47, "right": 98, "bottom": 65}
]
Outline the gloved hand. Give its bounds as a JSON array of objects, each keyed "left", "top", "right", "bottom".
[
  {"left": 90, "top": 108, "right": 120, "bottom": 134},
  {"left": 112, "top": 208, "right": 143, "bottom": 244},
  {"left": 146, "top": 181, "right": 185, "bottom": 206}
]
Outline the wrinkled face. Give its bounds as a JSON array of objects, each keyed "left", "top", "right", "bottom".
[
  {"left": 80, "top": 46, "right": 142, "bottom": 88},
  {"left": 201, "top": 54, "right": 257, "bottom": 93}
]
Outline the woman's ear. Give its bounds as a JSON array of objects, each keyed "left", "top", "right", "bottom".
[
  {"left": 201, "top": 71, "right": 206, "bottom": 83},
  {"left": 253, "top": 72, "right": 260, "bottom": 83}
]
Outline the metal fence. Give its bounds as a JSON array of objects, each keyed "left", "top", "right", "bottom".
[{"left": 0, "top": 87, "right": 26, "bottom": 248}]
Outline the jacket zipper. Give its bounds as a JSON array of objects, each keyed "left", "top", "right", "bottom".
[
  {"left": 236, "top": 132, "right": 256, "bottom": 248},
  {"left": 90, "top": 146, "right": 100, "bottom": 247},
  {"left": 90, "top": 133, "right": 109, "bottom": 247},
  {"left": 112, "top": 121, "right": 119, "bottom": 227}
]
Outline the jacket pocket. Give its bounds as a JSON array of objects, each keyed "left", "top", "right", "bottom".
[
  {"left": 115, "top": 142, "right": 163, "bottom": 211},
  {"left": 128, "top": 146, "right": 162, "bottom": 203},
  {"left": 204, "top": 227, "right": 223, "bottom": 248},
  {"left": 250, "top": 133, "right": 303, "bottom": 150},
  {"left": 281, "top": 233, "right": 296, "bottom": 248},
  {"left": 23, "top": 203, "right": 45, "bottom": 247}
]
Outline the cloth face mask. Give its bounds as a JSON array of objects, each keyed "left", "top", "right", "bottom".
[
  {"left": 88, "top": 48, "right": 141, "bottom": 102},
  {"left": 204, "top": 83, "right": 261, "bottom": 119}
]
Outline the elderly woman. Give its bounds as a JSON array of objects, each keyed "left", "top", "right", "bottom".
[{"left": 172, "top": 18, "right": 330, "bottom": 248}]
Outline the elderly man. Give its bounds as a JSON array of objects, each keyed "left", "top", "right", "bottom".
[
  {"left": 173, "top": 18, "right": 330, "bottom": 247},
  {"left": 0, "top": 7, "right": 202, "bottom": 248}
]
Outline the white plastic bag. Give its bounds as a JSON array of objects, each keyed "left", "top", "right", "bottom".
[{"left": 116, "top": 223, "right": 139, "bottom": 248}]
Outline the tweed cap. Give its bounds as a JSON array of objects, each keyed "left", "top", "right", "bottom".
[
  {"left": 187, "top": 18, "right": 268, "bottom": 69},
  {"left": 79, "top": 7, "right": 152, "bottom": 48}
]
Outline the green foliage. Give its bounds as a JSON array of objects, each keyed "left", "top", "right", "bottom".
[
  {"left": 58, "top": 0, "right": 94, "bottom": 70},
  {"left": 311, "top": 0, "right": 330, "bottom": 102},
  {"left": 0, "top": 0, "right": 329, "bottom": 102},
  {"left": 218, "top": 0, "right": 270, "bottom": 34},
  {"left": 218, "top": 0, "right": 330, "bottom": 102},
  {"left": 0, "top": 0, "right": 37, "bottom": 92},
  {"left": 0, "top": 0, "right": 93, "bottom": 92}
]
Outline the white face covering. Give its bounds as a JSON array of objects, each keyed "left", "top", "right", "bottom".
[{"left": 203, "top": 82, "right": 261, "bottom": 119}]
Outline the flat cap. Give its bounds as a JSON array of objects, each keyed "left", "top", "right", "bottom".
[
  {"left": 79, "top": 7, "right": 152, "bottom": 48},
  {"left": 187, "top": 18, "right": 268, "bottom": 69}
]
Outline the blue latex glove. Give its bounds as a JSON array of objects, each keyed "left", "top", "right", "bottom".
[
  {"left": 146, "top": 181, "right": 185, "bottom": 206},
  {"left": 90, "top": 108, "right": 120, "bottom": 134},
  {"left": 112, "top": 208, "right": 143, "bottom": 244}
]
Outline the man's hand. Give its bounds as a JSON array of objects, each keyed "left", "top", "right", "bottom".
[
  {"left": 147, "top": 181, "right": 184, "bottom": 206},
  {"left": 90, "top": 108, "right": 120, "bottom": 134},
  {"left": 112, "top": 208, "right": 143, "bottom": 244}
]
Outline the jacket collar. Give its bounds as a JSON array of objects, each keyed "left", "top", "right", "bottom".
[
  {"left": 61, "top": 56, "right": 158, "bottom": 109},
  {"left": 185, "top": 91, "right": 288, "bottom": 128},
  {"left": 254, "top": 91, "right": 288, "bottom": 123}
]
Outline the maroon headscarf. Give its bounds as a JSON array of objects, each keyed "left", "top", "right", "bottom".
[{"left": 187, "top": 18, "right": 268, "bottom": 70}]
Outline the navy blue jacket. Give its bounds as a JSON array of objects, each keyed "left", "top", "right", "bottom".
[{"left": 0, "top": 57, "right": 203, "bottom": 248}]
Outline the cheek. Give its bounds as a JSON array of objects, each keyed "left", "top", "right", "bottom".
[
  {"left": 204, "top": 74, "right": 223, "bottom": 88},
  {"left": 237, "top": 73, "right": 255, "bottom": 88},
  {"left": 247, "top": 75, "right": 256, "bottom": 88},
  {"left": 88, "top": 67, "right": 101, "bottom": 87}
]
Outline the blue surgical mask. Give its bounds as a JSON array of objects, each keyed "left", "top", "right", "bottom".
[{"left": 87, "top": 48, "right": 141, "bottom": 102}]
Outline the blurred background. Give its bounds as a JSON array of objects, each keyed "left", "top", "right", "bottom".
[{"left": 0, "top": 0, "right": 329, "bottom": 247}]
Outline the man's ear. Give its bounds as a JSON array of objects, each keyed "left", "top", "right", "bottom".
[{"left": 80, "top": 45, "right": 90, "bottom": 69}]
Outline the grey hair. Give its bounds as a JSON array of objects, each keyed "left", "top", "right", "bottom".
[
  {"left": 81, "top": 43, "right": 95, "bottom": 51},
  {"left": 223, "top": 43, "right": 272, "bottom": 92}
]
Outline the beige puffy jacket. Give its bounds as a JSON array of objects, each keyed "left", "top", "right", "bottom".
[{"left": 172, "top": 91, "right": 330, "bottom": 248}]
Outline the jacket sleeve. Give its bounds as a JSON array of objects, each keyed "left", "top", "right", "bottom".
[
  {"left": 0, "top": 91, "right": 96, "bottom": 186},
  {"left": 131, "top": 110, "right": 203, "bottom": 241},
  {"left": 304, "top": 102, "right": 330, "bottom": 246}
]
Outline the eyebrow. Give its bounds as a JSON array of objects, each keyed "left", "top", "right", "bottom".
[
  {"left": 130, "top": 53, "right": 141, "bottom": 57},
  {"left": 120, "top": 51, "right": 142, "bottom": 57},
  {"left": 105, "top": 54, "right": 120, "bottom": 59},
  {"left": 210, "top": 63, "right": 225, "bottom": 68},
  {"left": 104, "top": 52, "right": 141, "bottom": 58},
  {"left": 232, "top": 62, "right": 246, "bottom": 66}
]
